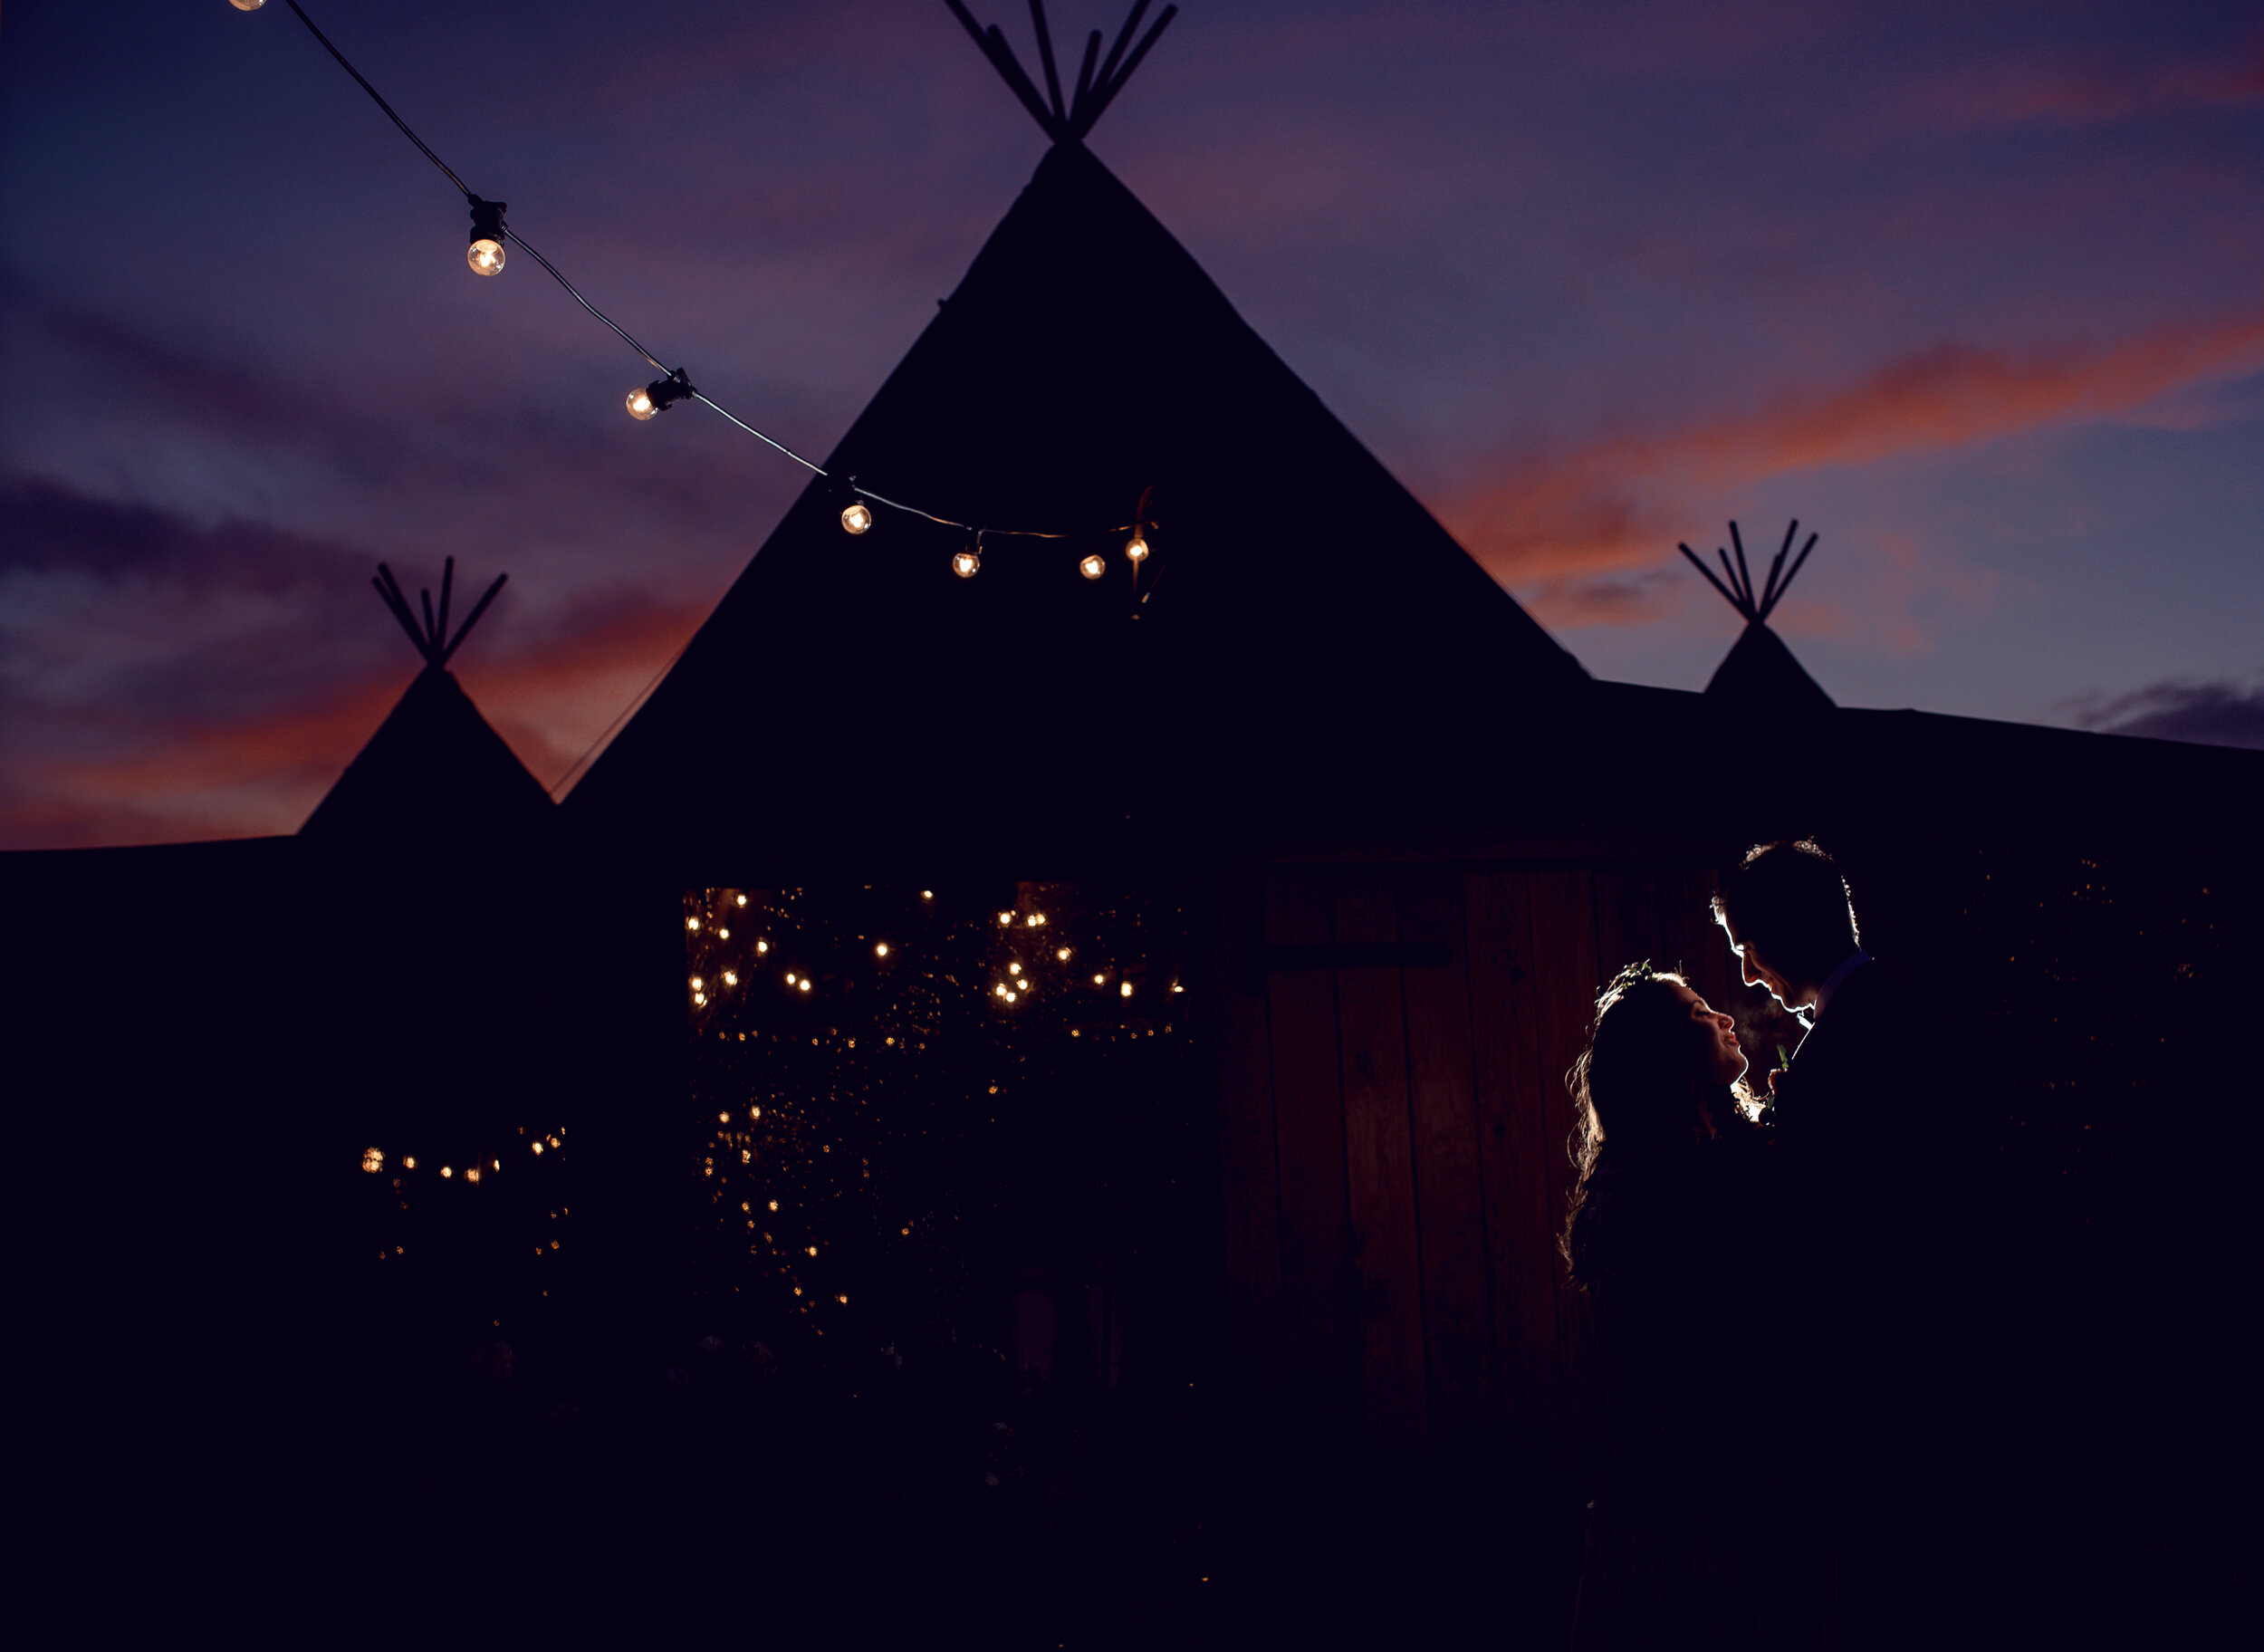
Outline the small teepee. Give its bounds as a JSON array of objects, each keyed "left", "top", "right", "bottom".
[
  {"left": 301, "top": 560, "right": 552, "bottom": 843},
  {"left": 1681, "top": 519, "right": 1834, "bottom": 715}
]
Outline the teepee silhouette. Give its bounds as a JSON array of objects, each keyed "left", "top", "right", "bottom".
[
  {"left": 1681, "top": 519, "right": 1834, "bottom": 716},
  {"left": 301, "top": 559, "right": 552, "bottom": 842},
  {"left": 569, "top": 1, "right": 1587, "bottom": 865}
]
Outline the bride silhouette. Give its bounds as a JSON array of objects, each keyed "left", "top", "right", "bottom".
[{"left": 1562, "top": 963, "right": 1829, "bottom": 1650}]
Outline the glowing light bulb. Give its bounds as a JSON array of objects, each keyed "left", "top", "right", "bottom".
[
  {"left": 1009, "top": 963, "right": 1022, "bottom": 976},
  {"left": 994, "top": 984, "right": 1009, "bottom": 998},
  {"left": 532, "top": 1142, "right": 543, "bottom": 1154},
  {"left": 952, "top": 549, "right": 980, "bottom": 578},
  {"left": 1126, "top": 532, "right": 1149, "bottom": 563},
  {"left": 1093, "top": 974, "right": 1106, "bottom": 985},
  {"left": 1057, "top": 947, "right": 1071, "bottom": 961},
  {"left": 694, "top": 992, "right": 707, "bottom": 1005},
  {"left": 757, "top": 940, "right": 769, "bottom": 954},
  {"left": 752, "top": 1108, "right": 762, "bottom": 1119},
  {"left": 466, "top": 196, "right": 508, "bottom": 276},
  {"left": 687, "top": 917, "right": 700, "bottom": 931},
  {"left": 799, "top": 979, "right": 811, "bottom": 994},
  {"left": 875, "top": 943, "right": 889, "bottom": 957},
  {"left": 1079, "top": 553, "right": 1106, "bottom": 580},
  {"left": 841, "top": 498, "right": 874, "bottom": 534},
  {"left": 229, "top": 0, "right": 265, "bottom": 11},
  {"left": 999, "top": 913, "right": 1015, "bottom": 927},
  {"left": 1005, "top": 991, "right": 1018, "bottom": 1003},
  {"left": 1028, "top": 913, "right": 1046, "bottom": 927},
  {"left": 736, "top": 895, "right": 747, "bottom": 906},
  {"left": 718, "top": 1112, "right": 731, "bottom": 1124},
  {"left": 361, "top": 1148, "right": 384, "bottom": 1174},
  {"left": 723, "top": 971, "right": 738, "bottom": 986},
  {"left": 690, "top": 976, "right": 704, "bottom": 990},
  {"left": 1121, "top": 982, "right": 1135, "bottom": 998},
  {"left": 769, "top": 1200, "right": 779, "bottom": 1211},
  {"left": 717, "top": 927, "right": 729, "bottom": 938},
  {"left": 441, "top": 1166, "right": 454, "bottom": 1178},
  {"left": 626, "top": 386, "right": 657, "bottom": 420},
  {"left": 466, "top": 1167, "right": 482, "bottom": 1184},
  {"left": 921, "top": 890, "right": 933, "bottom": 900},
  {"left": 403, "top": 1157, "right": 417, "bottom": 1169},
  {"left": 807, "top": 1245, "right": 819, "bottom": 1256},
  {"left": 785, "top": 973, "right": 796, "bottom": 984}
]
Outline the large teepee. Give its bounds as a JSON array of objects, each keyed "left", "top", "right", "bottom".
[
  {"left": 301, "top": 560, "right": 552, "bottom": 843},
  {"left": 568, "top": 3, "right": 1587, "bottom": 871}
]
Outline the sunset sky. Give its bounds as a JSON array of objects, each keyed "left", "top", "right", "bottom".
[{"left": 4, "top": 0, "right": 2259, "bottom": 848}]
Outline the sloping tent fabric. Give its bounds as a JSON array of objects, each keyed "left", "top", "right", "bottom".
[
  {"left": 301, "top": 665, "right": 553, "bottom": 843},
  {"left": 568, "top": 141, "right": 1588, "bottom": 875},
  {"left": 1704, "top": 620, "right": 1835, "bottom": 716}
]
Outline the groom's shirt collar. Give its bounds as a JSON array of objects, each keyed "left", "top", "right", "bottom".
[{"left": 1812, "top": 950, "right": 1871, "bottom": 1021}]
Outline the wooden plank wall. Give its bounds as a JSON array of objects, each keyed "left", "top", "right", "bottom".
[{"left": 1214, "top": 859, "right": 1727, "bottom": 1460}]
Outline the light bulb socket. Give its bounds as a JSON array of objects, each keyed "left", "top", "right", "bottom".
[{"left": 467, "top": 196, "right": 508, "bottom": 243}]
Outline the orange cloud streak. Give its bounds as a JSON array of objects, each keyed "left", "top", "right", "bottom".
[{"left": 1450, "top": 303, "right": 2264, "bottom": 587}]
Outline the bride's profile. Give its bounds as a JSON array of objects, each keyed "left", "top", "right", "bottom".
[{"left": 1562, "top": 963, "right": 1821, "bottom": 1650}]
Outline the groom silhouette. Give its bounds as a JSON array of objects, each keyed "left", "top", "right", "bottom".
[{"left": 1712, "top": 839, "right": 1940, "bottom": 1646}]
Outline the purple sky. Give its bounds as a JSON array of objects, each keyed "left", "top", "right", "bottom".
[{"left": 4, "top": 0, "right": 2259, "bottom": 848}]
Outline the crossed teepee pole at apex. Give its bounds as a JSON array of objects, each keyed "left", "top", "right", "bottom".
[
  {"left": 371, "top": 558, "right": 508, "bottom": 669},
  {"left": 1678, "top": 519, "right": 1818, "bottom": 625},
  {"left": 945, "top": 0, "right": 1179, "bottom": 146}
]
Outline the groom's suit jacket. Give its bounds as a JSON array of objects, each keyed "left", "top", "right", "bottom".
[{"left": 1765, "top": 959, "right": 1938, "bottom": 1474}]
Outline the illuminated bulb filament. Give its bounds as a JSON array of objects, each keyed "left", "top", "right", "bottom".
[
  {"left": 626, "top": 386, "right": 657, "bottom": 420},
  {"left": 952, "top": 549, "right": 980, "bottom": 578},
  {"left": 841, "top": 499, "right": 874, "bottom": 535},
  {"left": 1126, "top": 532, "right": 1149, "bottom": 563},
  {"left": 1079, "top": 552, "right": 1106, "bottom": 581}
]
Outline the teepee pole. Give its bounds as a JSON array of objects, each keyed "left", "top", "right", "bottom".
[
  {"left": 1760, "top": 519, "right": 1797, "bottom": 616},
  {"left": 442, "top": 573, "right": 510, "bottom": 666},
  {"left": 1026, "top": 0, "right": 1065, "bottom": 123},
  {"left": 1679, "top": 543, "right": 1745, "bottom": 616}
]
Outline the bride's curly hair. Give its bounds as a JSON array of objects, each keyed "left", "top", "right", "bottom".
[{"left": 1559, "top": 962, "right": 1748, "bottom": 1284}]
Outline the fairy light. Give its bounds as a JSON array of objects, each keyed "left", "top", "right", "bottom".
[
  {"left": 1009, "top": 963, "right": 1022, "bottom": 975},
  {"left": 784, "top": 972, "right": 796, "bottom": 984},
  {"left": 1120, "top": 982, "right": 1135, "bottom": 998},
  {"left": 1028, "top": 913, "right": 1046, "bottom": 927},
  {"left": 1125, "top": 530, "right": 1149, "bottom": 564},
  {"left": 736, "top": 895, "right": 747, "bottom": 907},
  {"left": 875, "top": 943, "right": 889, "bottom": 957},
  {"left": 757, "top": 940, "right": 770, "bottom": 954},
  {"left": 361, "top": 1148, "right": 383, "bottom": 1174},
  {"left": 1057, "top": 947, "right": 1071, "bottom": 961},
  {"left": 999, "top": 913, "right": 1015, "bottom": 927},
  {"left": 687, "top": 917, "right": 700, "bottom": 932},
  {"left": 441, "top": 1167, "right": 454, "bottom": 1178},
  {"left": 230, "top": 0, "right": 264, "bottom": 12},
  {"left": 532, "top": 1141, "right": 543, "bottom": 1154},
  {"left": 799, "top": 979, "right": 811, "bottom": 994},
  {"left": 466, "top": 1166, "right": 482, "bottom": 1184},
  {"left": 723, "top": 971, "right": 738, "bottom": 985},
  {"left": 952, "top": 546, "right": 981, "bottom": 578},
  {"left": 1093, "top": 973, "right": 1106, "bottom": 985},
  {"left": 1079, "top": 553, "right": 1106, "bottom": 580},
  {"left": 690, "top": 976, "right": 703, "bottom": 990},
  {"left": 403, "top": 1157, "right": 417, "bottom": 1169}
]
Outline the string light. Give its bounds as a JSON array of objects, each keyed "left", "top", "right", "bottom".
[
  {"left": 466, "top": 196, "right": 507, "bottom": 276},
  {"left": 1125, "top": 530, "right": 1149, "bottom": 564},
  {"left": 1028, "top": 913, "right": 1046, "bottom": 927},
  {"left": 875, "top": 943, "right": 889, "bottom": 957},
  {"left": 799, "top": 979, "right": 811, "bottom": 994},
  {"left": 361, "top": 1148, "right": 384, "bottom": 1174},
  {"left": 1120, "top": 982, "right": 1135, "bottom": 997},
  {"left": 736, "top": 895, "right": 747, "bottom": 906},
  {"left": 243, "top": 1, "right": 1155, "bottom": 579},
  {"left": 687, "top": 917, "right": 700, "bottom": 932},
  {"left": 403, "top": 1157, "right": 417, "bottom": 1169},
  {"left": 1057, "top": 947, "right": 1071, "bottom": 960},
  {"left": 953, "top": 543, "right": 981, "bottom": 578},
  {"left": 441, "top": 1167, "right": 454, "bottom": 1178}
]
